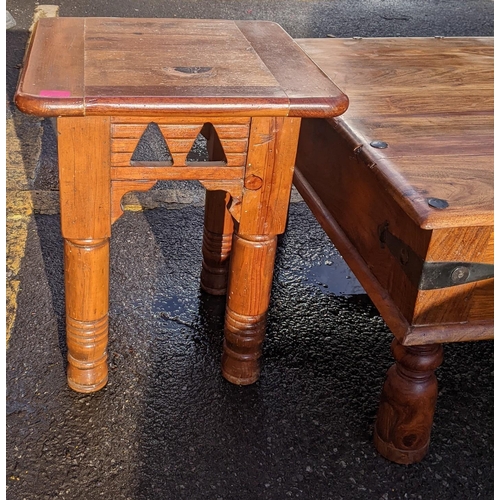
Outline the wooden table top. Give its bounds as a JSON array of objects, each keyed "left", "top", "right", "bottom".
[
  {"left": 16, "top": 17, "right": 347, "bottom": 119},
  {"left": 297, "top": 37, "right": 493, "bottom": 230}
]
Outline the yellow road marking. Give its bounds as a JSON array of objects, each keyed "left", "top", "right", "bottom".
[
  {"left": 6, "top": 114, "right": 40, "bottom": 347},
  {"left": 6, "top": 5, "right": 58, "bottom": 347}
]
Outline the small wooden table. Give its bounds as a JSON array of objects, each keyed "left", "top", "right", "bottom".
[
  {"left": 294, "top": 37, "right": 493, "bottom": 463},
  {"left": 16, "top": 18, "right": 348, "bottom": 392}
]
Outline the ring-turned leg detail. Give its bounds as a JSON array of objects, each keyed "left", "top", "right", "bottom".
[
  {"left": 374, "top": 339, "right": 444, "bottom": 464},
  {"left": 221, "top": 233, "right": 277, "bottom": 385},
  {"left": 66, "top": 315, "right": 108, "bottom": 392},
  {"left": 64, "top": 238, "right": 110, "bottom": 393},
  {"left": 200, "top": 190, "right": 234, "bottom": 295}
]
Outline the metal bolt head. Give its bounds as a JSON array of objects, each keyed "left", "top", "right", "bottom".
[
  {"left": 370, "top": 140, "right": 388, "bottom": 149},
  {"left": 399, "top": 247, "right": 409, "bottom": 265},
  {"left": 427, "top": 198, "right": 449, "bottom": 209},
  {"left": 451, "top": 266, "right": 470, "bottom": 284}
]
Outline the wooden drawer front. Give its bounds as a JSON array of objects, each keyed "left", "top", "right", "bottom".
[{"left": 110, "top": 116, "right": 250, "bottom": 169}]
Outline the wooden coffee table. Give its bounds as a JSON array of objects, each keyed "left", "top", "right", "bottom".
[
  {"left": 294, "top": 37, "right": 493, "bottom": 463},
  {"left": 16, "top": 17, "right": 348, "bottom": 393}
]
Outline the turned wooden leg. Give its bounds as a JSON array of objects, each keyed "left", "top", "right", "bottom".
[
  {"left": 200, "top": 190, "right": 234, "bottom": 295},
  {"left": 221, "top": 233, "right": 277, "bottom": 385},
  {"left": 220, "top": 116, "right": 301, "bottom": 385},
  {"left": 57, "top": 116, "right": 111, "bottom": 392},
  {"left": 65, "top": 238, "right": 109, "bottom": 392},
  {"left": 374, "top": 338, "right": 444, "bottom": 464}
]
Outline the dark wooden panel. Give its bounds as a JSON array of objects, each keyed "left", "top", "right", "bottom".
[
  {"left": 295, "top": 118, "right": 430, "bottom": 323},
  {"left": 293, "top": 168, "right": 413, "bottom": 344}
]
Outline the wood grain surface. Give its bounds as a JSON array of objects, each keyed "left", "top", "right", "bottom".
[
  {"left": 374, "top": 339, "right": 443, "bottom": 464},
  {"left": 294, "top": 37, "right": 493, "bottom": 465},
  {"left": 294, "top": 38, "right": 493, "bottom": 344},
  {"left": 110, "top": 116, "right": 250, "bottom": 168},
  {"left": 297, "top": 37, "right": 493, "bottom": 230},
  {"left": 16, "top": 17, "right": 347, "bottom": 118},
  {"left": 57, "top": 116, "right": 111, "bottom": 392}
]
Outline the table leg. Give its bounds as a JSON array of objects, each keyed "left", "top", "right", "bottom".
[
  {"left": 374, "top": 338, "right": 444, "bottom": 464},
  {"left": 221, "top": 233, "right": 277, "bottom": 384},
  {"left": 57, "top": 116, "right": 111, "bottom": 393},
  {"left": 220, "top": 116, "right": 301, "bottom": 384},
  {"left": 200, "top": 190, "right": 234, "bottom": 295},
  {"left": 65, "top": 238, "right": 109, "bottom": 392}
]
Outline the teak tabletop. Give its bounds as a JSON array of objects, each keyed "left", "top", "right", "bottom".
[
  {"left": 296, "top": 37, "right": 493, "bottom": 230},
  {"left": 15, "top": 17, "right": 348, "bottom": 394},
  {"left": 16, "top": 17, "right": 348, "bottom": 118}
]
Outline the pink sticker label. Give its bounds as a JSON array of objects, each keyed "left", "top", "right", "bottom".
[{"left": 39, "top": 90, "right": 71, "bottom": 98}]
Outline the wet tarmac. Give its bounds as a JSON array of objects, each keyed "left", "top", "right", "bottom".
[
  {"left": 6, "top": 204, "right": 494, "bottom": 499},
  {"left": 6, "top": 0, "right": 494, "bottom": 38},
  {"left": 5, "top": 1, "right": 494, "bottom": 499}
]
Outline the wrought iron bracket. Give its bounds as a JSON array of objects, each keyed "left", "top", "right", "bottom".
[{"left": 378, "top": 223, "right": 494, "bottom": 290}]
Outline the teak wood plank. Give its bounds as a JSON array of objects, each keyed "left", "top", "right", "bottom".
[
  {"left": 84, "top": 17, "right": 287, "bottom": 111},
  {"left": 235, "top": 21, "right": 348, "bottom": 118},
  {"left": 111, "top": 124, "right": 250, "bottom": 140},
  {"left": 297, "top": 37, "right": 493, "bottom": 94},
  {"left": 110, "top": 152, "right": 246, "bottom": 168},
  {"left": 111, "top": 138, "right": 248, "bottom": 154},
  {"left": 16, "top": 17, "right": 85, "bottom": 116},
  {"left": 57, "top": 116, "right": 111, "bottom": 240},
  {"left": 345, "top": 114, "right": 494, "bottom": 159},
  {"left": 297, "top": 37, "right": 493, "bottom": 230},
  {"left": 342, "top": 90, "right": 493, "bottom": 118},
  {"left": 110, "top": 116, "right": 252, "bottom": 125},
  {"left": 16, "top": 18, "right": 347, "bottom": 119},
  {"left": 111, "top": 166, "right": 245, "bottom": 181}
]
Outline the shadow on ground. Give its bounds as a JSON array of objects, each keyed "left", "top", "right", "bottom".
[{"left": 6, "top": 204, "right": 493, "bottom": 500}]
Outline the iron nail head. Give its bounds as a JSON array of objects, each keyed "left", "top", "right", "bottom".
[
  {"left": 427, "top": 198, "right": 449, "bottom": 209},
  {"left": 451, "top": 266, "right": 470, "bottom": 284},
  {"left": 370, "top": 140, "right": 388, "bottom": 149}
]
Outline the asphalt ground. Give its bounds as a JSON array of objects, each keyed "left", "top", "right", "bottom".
[{"left": 5, "top": 1, "right": 494, "bottom": 499}]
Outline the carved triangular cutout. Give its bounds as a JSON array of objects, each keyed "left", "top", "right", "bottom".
[
  {"left": 130, "top": 122, "right": 173, "bottom": 166},
  {"left": 186, "top": 123, "right": 227, "bottom": 166}
]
